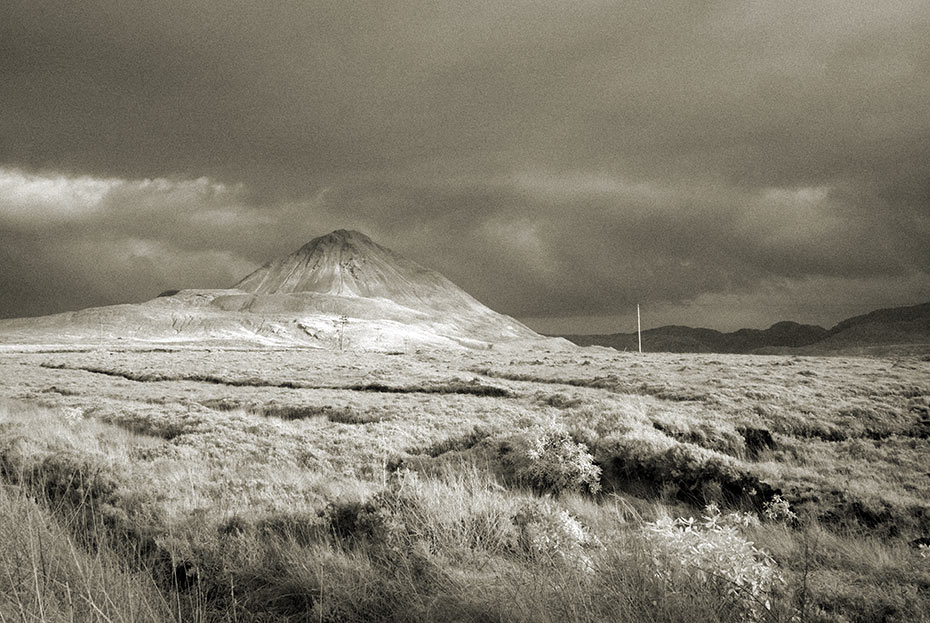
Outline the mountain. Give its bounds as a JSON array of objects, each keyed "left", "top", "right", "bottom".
[
  {"left": 233, "top": 230, "right": 493, "bottom": 315},
  {"left": 0, "top": 230, "right": 543, "bottom": 350},
  {"left": 560, "top": 302, "right": 930, "bottom": 355},
  {"left": 562, "top": 321, "right": 829, "bottom": 354},
  {"left": 830, "top": 301, "right": 930, "bottom": 333},
  {"left": 791, "top": 301, "right": 930, "bottom": 355}
]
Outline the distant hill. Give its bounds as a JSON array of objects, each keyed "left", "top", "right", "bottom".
[
  {"left": 830, "top": 301, "right": 930, "bottom": 333},
  {"left": 561, "top": 321, "right": 829, "bottom": 354},
  {"left": 559, "top": 301, "right": 930, "bottom": 355},
  {"left": 790, "top": 301, "right": 930, "bottom": 356}
]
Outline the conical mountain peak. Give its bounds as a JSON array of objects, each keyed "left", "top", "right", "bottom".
[
  {"left": 235, "top": 230, "right": 481, "bottom": 310},
  {"left": 290, "top": 229, "right": 379, "bottom": 260},
  {"left": 301, "top": 229, "right": 373, "bottom": 249},
  {"left": 329, "top": 229, "right": 365, "bottom": 238},
  {"left": 225, "top": 229, "right": 540, "bottom": 342}
]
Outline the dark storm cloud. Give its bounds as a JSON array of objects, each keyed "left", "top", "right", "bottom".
[
  {"left": 345, "top": 176, "right": 929, "bottom": 318},
  {"left": 1, "top": 0, "right": 929, "bottom": 329}
]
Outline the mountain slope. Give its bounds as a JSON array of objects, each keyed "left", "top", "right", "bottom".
[
  {"left": 830, "top": 301, "right": 930, "bottom": 334},
  {"left": 0, "top": 230, "right": 542, "bottom": 349},
  {"left": 797, "top": 301, "right": 930, "bottom": 355},
  {"left": 235, "top": 230, "right": 483, "bottom": 312},
  {"left": 221, "top": 229, "right": 538, "bottom": 343}
]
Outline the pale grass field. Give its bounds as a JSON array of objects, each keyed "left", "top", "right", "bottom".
[{"left": 1, "top": 345, "right": 929, "bottom": 622}]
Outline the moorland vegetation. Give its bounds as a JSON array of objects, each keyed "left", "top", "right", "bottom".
[{"left": 1, "top": 347, "right": 929, "bottom": 622}]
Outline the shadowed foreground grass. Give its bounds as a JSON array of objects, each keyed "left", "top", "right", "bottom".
[
  {"left": 0, "top": 444, "right": 792, "bottom": 623},
  {"left": 0, "top": 483, "right": 171, "bottom": 622},
  {"left": 3, "top": 402, "right": 928, "bottom": 623}
]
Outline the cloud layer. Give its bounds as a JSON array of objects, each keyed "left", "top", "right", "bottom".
[{"left": 2, "top": 1, "right": 929, "bottom": 330}]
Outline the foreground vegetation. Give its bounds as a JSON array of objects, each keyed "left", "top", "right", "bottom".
[{"left": 1, "top": 346, "right": 929, "bottom": 621}]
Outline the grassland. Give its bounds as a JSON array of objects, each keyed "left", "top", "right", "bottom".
[{"left": 1, "top": 344, "right": 929, "bottom": 622}]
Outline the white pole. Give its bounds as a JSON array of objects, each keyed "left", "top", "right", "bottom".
[{"left": 637, "top": 304, "right": 642, "bottom": 353}]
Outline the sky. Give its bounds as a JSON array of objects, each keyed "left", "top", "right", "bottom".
[{"left": 2, "top": 0, "right": 929, "bottom": 333}]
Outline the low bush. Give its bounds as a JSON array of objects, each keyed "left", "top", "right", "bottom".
[
  {"left": 512, "top": 498, "right": 599, "bottom": 571},
  {"left": 642, "top": 505, "right": 784, "bottom": 622},
  {"left": 739, "top": 426, "right": 777, "bottom": 458},
  {"left": 652, "top": 420, "right": 746, "bottom": 457},
  {"left": 541, "top": 392, "right": 585, "bottom": 409},
  {"left": 322, "top": 498, "right": 395, "bottom": 544},
  {"left": 762, "top": 494, "right": 798, "bottom": 524},
  {"left": 502, "top": 424, "right": 601, "bottom": 495},
  {"left": 598, "top": 435, "right": 779, "bottom": 511}
]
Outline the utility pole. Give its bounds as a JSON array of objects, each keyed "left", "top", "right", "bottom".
[
  {"left": 337, "top": 314, "right": 348, "bottom": 351},
  {"left": 637, "top": 304, "right": 642, "bottom": 354}
]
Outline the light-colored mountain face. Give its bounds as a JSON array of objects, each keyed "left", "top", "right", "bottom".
[
  {"left": 0, "top": 230, "right": 546, "bottom": 350},
  {"left": 235, "top": 230, "right": 486, "bottom": 314}
]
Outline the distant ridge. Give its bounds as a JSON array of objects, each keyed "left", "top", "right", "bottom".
[
  {"left": 561, "top": 321, "right": 829, "bottom": 354},
  {"left": 796, "top": 301, "right": 930, "bottom": 355},
  {"left": 831, "top": 301, "right": 930, "bottom": 333},
  {"left": 559, "top": 301, "right": 930, "bottom": 355}
]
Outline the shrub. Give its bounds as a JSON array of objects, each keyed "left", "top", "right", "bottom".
[
  {"left": 419, "top": 426, "right": 493, "bottom": 457},
  {"left": 599, "top": 436, "right": 778, "bottom": 510},
  {"left": 503, "top": 424, "right": 601, "bottom": 494},
  {"left": 704, "top": 502, "right": 762, "bottom": 529},
  {"left": 642, "top": 505, "right": 783, "bottom": 622},
  {"left": 762, "top": 494, "right": 797, "bottom": 523},
  {"left": 651, "top": 420, "right": 747, "bottom": 457},
  {"left": 321, "top": 498, "right": 395, "bottom": 544},
  {"left": 512, "top": 499, "right": 599, "bottom": 571},
  {"left": 542, "top": 393, "right": 584, "bottom": 409}
]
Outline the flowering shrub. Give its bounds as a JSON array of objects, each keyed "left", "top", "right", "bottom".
[
  {"left": 704, "top": 502, "right": 761, "bottom": 529},
  {"left": 642, "top": 505, "right": 782, "bottom": 622},
  {"left": 512, "top": 499, "right": 599, "bottom": 571},
  {"left": 61, "top": 407, "right": 84, "bottom": 423},
  {"left": 762, "top": 494, "right": 797, "bottom": 523},
  {"left": 505, "top": 424, "right": 601, "bottom": 494}
]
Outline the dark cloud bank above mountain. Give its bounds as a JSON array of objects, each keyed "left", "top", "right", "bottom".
[{"left": 2, "top": 0, "right": 929, "bottom": 331}]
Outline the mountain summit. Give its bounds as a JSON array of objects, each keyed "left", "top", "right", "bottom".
[
  {"left": 234, "top": 230, "right": 484, "bottom": 313},
  {"left": 237, "top": 230, "right": 391, "bottom": 296}
]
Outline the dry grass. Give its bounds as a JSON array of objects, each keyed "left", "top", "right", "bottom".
[
  {"left": 0, "top": 483, "right": 172, "bottom": 623},
  {"left": 1, "top": 345, "right": 928, "bottom": 621}
]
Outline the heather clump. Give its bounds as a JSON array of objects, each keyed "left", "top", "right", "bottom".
[
  {"left": 599, "top": 432, "right": 778, "bottom": 510},
  {"left": 512, "top": 498, "right": 600, "bottom": 571},
  {"left": 503, "top": 423, "right": 601, "bottom": 495},
  {"left": 762, "top": 494, "right": 798, "bottom": 524},
  {"left": 642, "top": 505, "right": 783, "bottom": 622}
]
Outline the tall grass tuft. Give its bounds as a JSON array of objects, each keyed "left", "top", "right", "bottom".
[{"left": 0, "top": 482, "right": 172, "bottom": 622}]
